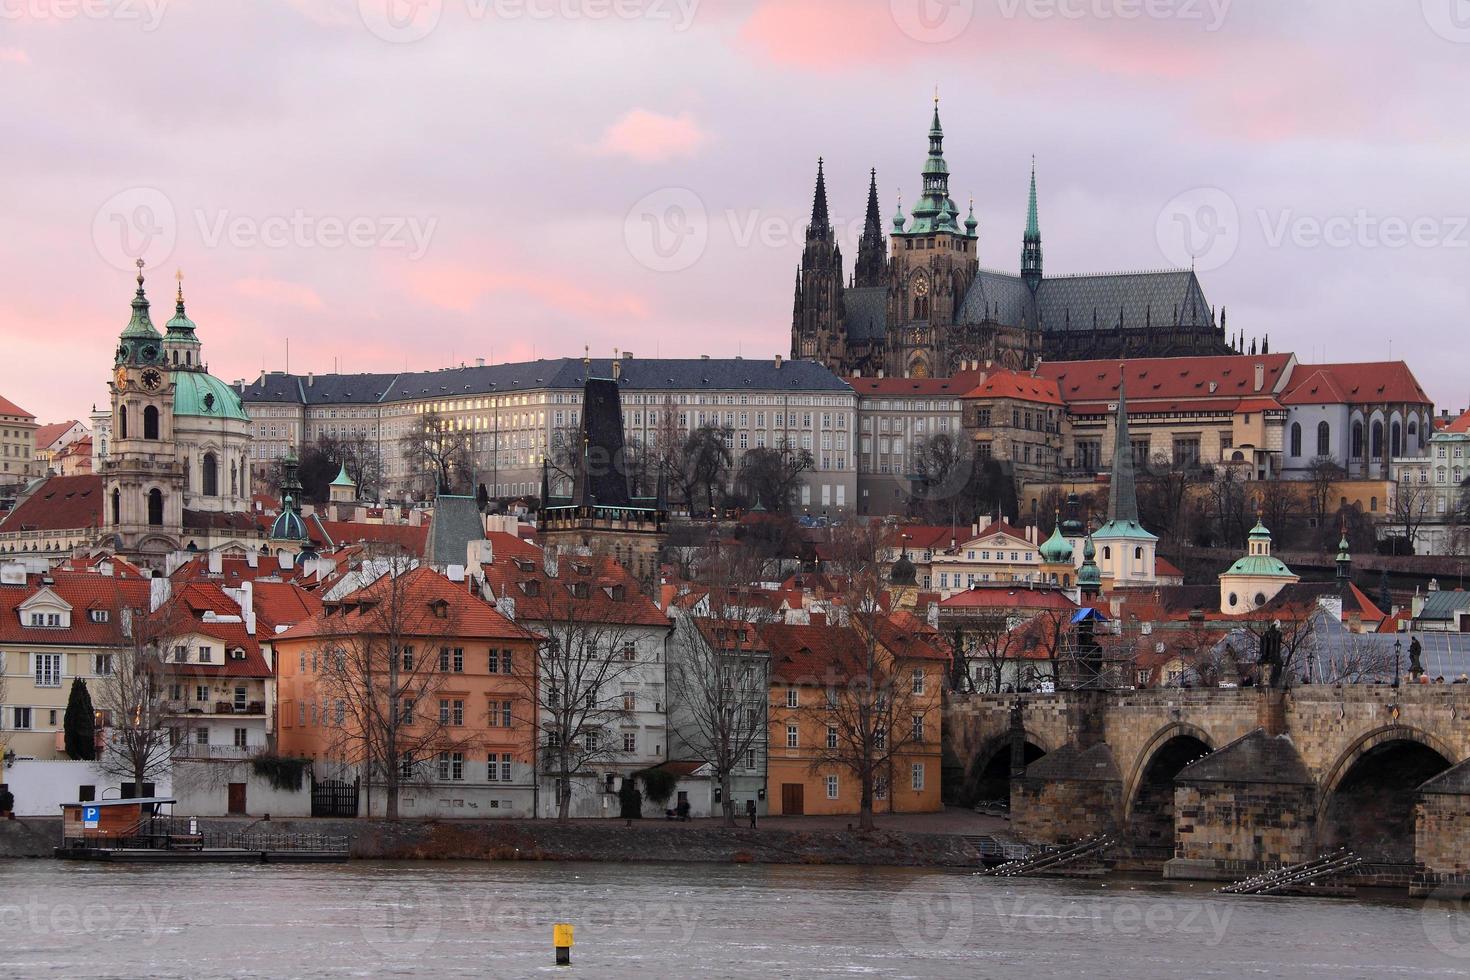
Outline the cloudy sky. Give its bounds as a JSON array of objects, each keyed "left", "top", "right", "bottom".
[{"left": 3, "top": 0, "right": 1468, "bottom": 424}]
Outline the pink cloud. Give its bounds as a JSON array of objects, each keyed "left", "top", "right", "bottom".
[
  {"left": 233, "top": 277, "right": 324, "bottom": 310},
  {"left": 591, "top": 109, "right": 709, "bottom": 163},
  {"left": 395, "top": 259, "right": 649, "bottom": 320},
  {"left": 0, "top": 49, "right": 29, "bottom": 65}
]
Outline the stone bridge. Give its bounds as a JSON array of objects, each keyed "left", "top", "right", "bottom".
[{"left": 944, "top": 686, "right": 1470, "bottom": 883}]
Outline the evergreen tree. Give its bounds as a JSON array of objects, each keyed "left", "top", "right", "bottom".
[{"left": 63, "top": 677, "right": 97, "bottom": 761}]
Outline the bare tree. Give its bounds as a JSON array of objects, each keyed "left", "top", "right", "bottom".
[
  {"left": 1206, "top": 464, "right": 1250, "bottom": 547},
  {"left": 1317, "top": 630, "right": 1399, "bottom": 685},
  {"left": 735, "top": 440, "right": 814, "bottom": 514},
  {"left": 506, "top": 554, "right": 650, "bottom": 821},
  {"left": 97, "top": 588, "right": 184, "bottom": 795},
  {"left": 802, "top": 522, "right": 937, "bottom": 831},
  {"left": 682, "top": 425, "right": 734, "bottom": 517},
  {"left": 1137, "top": 452, "right": 1191, "bottom": 545},
  {"left": 1306, "top": 457, "right": 1345, "bottom": 531},
  {"left": 963, "top": 612, "right": 1023, "bottom": 694},
  {"left": 312, "top": 557, "right": 475, "bottom": 819},
  {"left": 1389, "top": 477, "right": 1431, "bottom": 555},
  {"left": 666, "top": 553, "right": 776, "bottom": 827},
  {"left": 399, "top": 409, "right": 473, "bottom": 497}
]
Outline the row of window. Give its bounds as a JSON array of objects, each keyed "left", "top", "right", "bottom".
[
  {"left": 782, "top": 715, "right": 928, "bottom": 747},
  {"left": 808, "top": 766, "right": 925, "bottom": 800},
  {"left": 3, "top": 653, "right": 114, "bottom": 686}
]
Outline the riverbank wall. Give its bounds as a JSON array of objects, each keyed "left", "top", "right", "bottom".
[{"left": 0, "top": 816, "right": 981, "bottom": 868}]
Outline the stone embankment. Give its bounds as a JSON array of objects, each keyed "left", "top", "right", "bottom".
[{"left": 0, "top": 816, "right": 982, "bottom": 868}]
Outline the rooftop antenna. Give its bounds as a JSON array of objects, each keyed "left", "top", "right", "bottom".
[{"left": 285, "top": 337, "right": 290, "bottom": 374}]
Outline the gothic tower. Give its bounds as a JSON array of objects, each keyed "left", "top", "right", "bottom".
[
  {"left": 854, "top": 168, "right": 887, "bottom": 287},
  {"left": 1021, "top": 159, "right": 1043, "bottom": 294},
  {"left": 103, "top": 261, "right": 184, "bottom": 564},
  {"left": 790, "top": 158, "right": 847, "bottom": 371},
  {"left": 885, "top": 96, "right": 979, "bottom": 378}
]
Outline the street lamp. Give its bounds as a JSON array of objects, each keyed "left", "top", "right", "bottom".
[{"left": 1393, "top": 638, "right": 1402, "bottom": 689}]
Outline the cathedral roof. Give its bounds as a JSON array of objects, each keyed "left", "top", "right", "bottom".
[
  {"left": 957, "top": 270, "right": 1034, "bottom": 326},
  {"left": 842, "top": 286, "right": 888, "bottom": 342},
  {"left": 174, "top": 371, "right": 251, "bottom": 423},
  {"left": 1035, "top": 269, "right": 1214, "bottom": 331}
]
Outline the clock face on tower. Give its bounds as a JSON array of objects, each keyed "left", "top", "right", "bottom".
[
  {"left": 141, "top": 369, "right": 164, "bottom": 392},
  {"left": 913, "top": 275, "right": 930, "bottom": 297}
]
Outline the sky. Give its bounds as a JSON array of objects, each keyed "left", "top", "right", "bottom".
[{"left": 2, "top": 0, "right": 1468, "bottom": 424}]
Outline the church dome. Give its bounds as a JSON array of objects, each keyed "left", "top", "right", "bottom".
[
  {"left": 270, "top": 496, "right": 308, "bottom": 541},
  {"left": 173, "top": 371, "right": 250, "bottom": 422},
  {"left": 1040, "top": 523, "right": 1073, "bottom": 563}
]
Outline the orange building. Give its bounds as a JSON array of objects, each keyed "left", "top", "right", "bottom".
[
  {"left": 274, "top": 566, "right": 542, "bottom": 818},
  {"left": 763, "top": 614, "right": 946, "bottom": 817}
]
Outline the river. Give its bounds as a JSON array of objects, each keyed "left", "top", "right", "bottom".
[{"left": 2, "top": 860, "right": 1469, "bottom": 978}]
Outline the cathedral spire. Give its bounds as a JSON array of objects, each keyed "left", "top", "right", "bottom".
[
  {"left": 808, "top": 157, "right": 832, "bottom": 240},
  {"left": 1106, "top": 367, "right": 1140, "bottom": 525},
  {"left": 855, "top": 168, "right": 887, "bottom": 287},
  {"left": 118, "top": 259, "right": 164, "bottom": 366},
  {"left": 1021, "top": 157, "right": 1043, "bottom": 292},
  {"left": 910, "top": 93, "right": 957, "bottom": 233}
]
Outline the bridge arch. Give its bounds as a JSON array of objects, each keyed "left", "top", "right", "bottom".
[
  {"left": 963, "top": 731, "right": 1054, "bottom": 808},
  {"left": 1122, "top": 723, "right": 1216, "bottom": 859},
  {"left": 1318, "top": 724, "right": 1457, "bottom": 865}
]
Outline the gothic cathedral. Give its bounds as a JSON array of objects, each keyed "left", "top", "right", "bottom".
[{"left": 791, "top": 99, "right": 1235, "bottom": 379}]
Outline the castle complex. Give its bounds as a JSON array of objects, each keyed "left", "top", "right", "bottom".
[{"left": 791, "top": 99, "right": 1237, "bottom": 379}]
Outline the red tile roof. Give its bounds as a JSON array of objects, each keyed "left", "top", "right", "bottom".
[
  {"left": 0, "top": 394, "right": 35, "bottom": 420},
  {"left": 963, "top": 370, "right": 1062, "bottom": 406},
  {"left": 938, "top": 586, "right": 1079, "bottom": 613},
  {"left": 760, "top": 622, "right": 869, "bottom": 683},
  {"left": 1038, "top": 354, "right": 1294, "bottom": 406},
  {"left": 1443, "top": 410, "right": 1470, "bottom": 434},
  {"left": 847, "top": 371, "right": 983, "bottom": 397},
  {"left": 1280, "top": 362, "right": 1430, "bottom": 406},
  {"left": 278, "top": 566, "right": 536, "bottom": 642},
  {"left": 34, "top": 421, "right": 81, "bottom": 450},
  {"left": 311, "top": 518, "right": 429, "bottom": 555},
  {"left": 0, "top": 475, "right": 103, "bottom": 532},
  {"left": 250, "top": 581, "right": 323, "bottom": 633},
  {"left": 481, "top": 550, "right": 667, "bottom": 628},
  {"left": 1155, "top": 556, "right": 1184, "bottom": 579}
]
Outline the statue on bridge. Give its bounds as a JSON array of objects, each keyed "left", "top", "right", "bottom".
[
  {"left": 1258, "top": 621, "right": 1285, "bottom": 689},
  {"left": 1409, "top": 637, "right": 1424, "bottom": 680}
]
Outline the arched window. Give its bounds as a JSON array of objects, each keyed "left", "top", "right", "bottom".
[
  {"left": 1102, "top": 546, "right": 1112, "bottom": 561},
  {"left": 202, "top": 453, "right": 219, "bottom": 497},
  {"left": 118, "top": 406, "right": 128, "bottom": 440},
  {"left": 1317, "top": 420, "right": 1331, "bottom": 457},
  {"left": 147, "top": 488, "right": 164, "bottom": 526},
  {"left": 111, "top": 489, "right": 120, "bottom": 526},
  {"left": 1372, "top": 421, "right": 1384, "bottom": 458},
  {"left": 1134, "top": 546, "right": 1143, "bottom": 560},
  {"left": 1391, "top": 422, "right": 1402, "bottom": 457},
  {"left": 1289, "top": 422, "right": 1302, "bottom": 457},
  {"left": 143, "top": 405, "right": 160, "bottom": 441},
  {"left": 1409, "top": 419, "right": 1419, "bottom": 447},
  {"left": 1351, "top": 421, "right": 1364, "bottom": 459},
  {"left": 1370, "top": 496, "right": 1378, "bottom": 512}
]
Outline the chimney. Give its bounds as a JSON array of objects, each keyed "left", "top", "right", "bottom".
[
  {"left": 623, "top": 351, "right": 633, "bottom": 360},
  {"left": 1254, "top": 363, "right": 1265, "bottom": 392},
  {"left": 700, "top": 354, "right": 710, "bottom": 361},
  {"left": 208, "top": 550, "right": 223, "bottom": 575},
  {"left": 241, "top": 581, "right": 256, "bottom": 636},
  {"left": 613, "top": 351, "right": 622, "bottom": 381},
  {"left": 774, "top": 355, "right": 783, "bottom": 370},
  {"left": 246, "top": 548, "right": 259, "bottom": 569},
  {"left": 307, "top": 372, "right": 315, "bottom": 387},
  {"left": 476, "top": 357, "right": 485, "bottom": 368}
]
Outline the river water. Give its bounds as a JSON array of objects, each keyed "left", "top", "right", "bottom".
[{"left": 3, "top": 860, "right": 1470, "bottom": 978}]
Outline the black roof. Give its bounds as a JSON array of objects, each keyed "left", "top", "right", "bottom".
[{"left": 241, "top": 358, "right": 852, "bottom": 406}]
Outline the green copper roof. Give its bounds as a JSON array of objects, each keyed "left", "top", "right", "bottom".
[
  {"left": 173, "top": 371, "right": 250, "bottom": 422},
  {"left": 121, "top": 266, "right": 161, "bottom": 341},
  {"left": 330, "top": 464, "right": 357, "bottom": 487},
  {"left": 1078, "top": 535, "right": 1101, "bottom": 587},
  {"left": 1106, "top": 369, "right": 1142, "bottom": 526},
  {"left": 1248, "top": 518, "right": 1272, "bottom": 540},
  {"left": 1040, "top": 522, "right": 1073, "bottom": 563},
  {"left": 905, "top": 97, "right": 969, "bottom": 238},
  {"left": 270, "top": 496, "right": 308, "bottom": 541},
  {"left": 165, "top": 282, "right": 200, "bottom": 342},
  {"left": 1222, "top": 554, "right": 1295, "bottom": 579},
  {"left": 1094, "top": 518, "right": 1159, "bottom": 543},
  {"left": 1024, "top": 160, "right": 1041, "bottom": 241}
]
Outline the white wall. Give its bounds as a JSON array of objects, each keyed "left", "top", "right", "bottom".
[
  {"left": 3, "top": 759, "right": 173, "bottom": 816},
  {"left": 171, "top": 760, "right": 312, "bottom": 818}
]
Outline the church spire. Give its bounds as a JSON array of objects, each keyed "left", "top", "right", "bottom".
[
  {"left": 1106, "top": 367, "right": 1140, "bottom": 525},
  {"left": 855, "top": 168, "right": 887, "bottom": 287},
  {"left": 1021, "top": 157, "right": 1043, "bottom": 292},
  {"left": 910, "top": 92, "right": 957, "bottom": 233},
  {"left": 808, "top": 157, "right": 832, "bottom": 240},
  {"left": 117, "top": 259, "right": 164, "bottom": 366}
]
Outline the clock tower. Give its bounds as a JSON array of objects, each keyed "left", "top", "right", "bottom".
[{"left": 102, "top": 261, "right": 184, "bottom": 564}]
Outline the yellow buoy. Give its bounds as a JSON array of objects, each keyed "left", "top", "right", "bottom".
[{"left": 554, "top": 923, "right": 574, "bottom": 965}]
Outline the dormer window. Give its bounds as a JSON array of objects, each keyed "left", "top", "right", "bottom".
[
  {"left": 570, "top": 581, "right": 590, "bottom": 599},
  {"left": 89, "top": 609, "right": 109, "bottom": 624},
  {"left": 429, "top": 599, "right": 450, "bottom": 619},
  {"left": 519, "top": 580, "right": 540, "bottom": 597},
  {"left": 197, "top": 646, "right": 214, "bottom": 663}
]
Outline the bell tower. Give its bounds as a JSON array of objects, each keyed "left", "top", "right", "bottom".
[
  {"left": 790, "top": 158, "right": 847, "bottom": 371},
  {"left": 102, "top": 261, "right": 184, "bottom": 564}
]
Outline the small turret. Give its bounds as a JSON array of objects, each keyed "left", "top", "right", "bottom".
[
  {"left": 163, "top": 269, "right": 203, "bottom": 370},
  {"left": 117, "top": 260, "right": 165, "bottom": 367}
]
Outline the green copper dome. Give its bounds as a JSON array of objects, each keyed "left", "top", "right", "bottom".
[
  {"left": 173, "top": 371, "right": 250, "bottom": 422},
  {"left": 270, "top": 495, "right": 308, "bottom": 541},
  {"left": 1040, "top": 523, "right": 1074, "bottom": 563},
  {"left": 1223, "top": 554, "right": 1295, "bottom": 579},
  {"left": 1078, "top": 535, "right": 1102, "bottom": 589},
  {"left": 330, "top": 464, "right": 357, "bottom": 488},
  {"left": 117, "top": 262, "right": 166, "bottom": 366}
]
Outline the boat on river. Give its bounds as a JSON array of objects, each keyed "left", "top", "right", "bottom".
[{"left": 54, "top": 797, "right": 348, "bottom": 863}]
